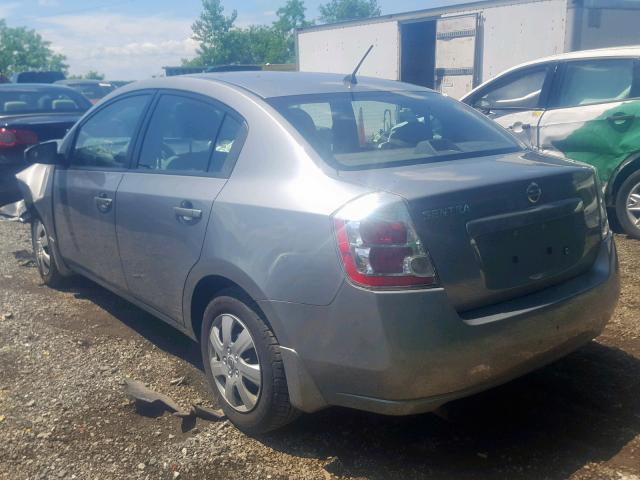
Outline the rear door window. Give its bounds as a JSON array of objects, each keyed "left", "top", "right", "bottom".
[
  {"left": 70, "top": 94, "right": 150, "bottom": 169},
  {"left": 552, "top": 59, "right": 635, "bottom": 108},
  {"left": 210, "top": 115, "right": 245, "bottom": 175},
  {"left": 137, "top": 94, "right": 246, "bottom": 176}
]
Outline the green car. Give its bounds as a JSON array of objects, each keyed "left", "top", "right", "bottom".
[{"left": 462, "top": 46, "right": 640, "bottom": 238}]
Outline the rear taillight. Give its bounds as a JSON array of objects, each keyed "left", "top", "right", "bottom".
[
  {"left": 333, "top": 193, "right": 437, "bottom": 288},
  {"left": 0, "top": 128, "right": 38, "bottom": 148}
]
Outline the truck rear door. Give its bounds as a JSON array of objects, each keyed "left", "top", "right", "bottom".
[{"left": 435, "top": 14, "right": 480, "bottom": 99}]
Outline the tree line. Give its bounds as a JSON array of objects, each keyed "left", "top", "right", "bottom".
[
  {"left": 185, "top": 0, "right": 381, "bottom": 66},
  {"left": 0, "top": 0, "right": 381, "bottom": 78}
]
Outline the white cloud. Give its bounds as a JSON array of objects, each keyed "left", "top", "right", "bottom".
[
  {"left": 38, "top": 0, "right": 61, "bottom": 6},
  {"left": 35, "top": 13, "right": 198, "bottom": 80}
]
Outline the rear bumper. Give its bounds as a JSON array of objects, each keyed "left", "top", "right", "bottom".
[{"left": 260, "top": 235, "right": 619, "bottom": 415}]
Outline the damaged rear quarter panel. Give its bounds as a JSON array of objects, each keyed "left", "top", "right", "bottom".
[{"left": 538, "top": 99, "right": 640, "bottom": 183}]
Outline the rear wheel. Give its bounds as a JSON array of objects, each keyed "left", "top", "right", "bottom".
[
  {"left": 200, "top": 289, "right": 299, "bottom": 434},
  {"left": 31, "top": 218, "right": 64, "bottom": 287},
  {"left": 615, "top": 169, "right": 640, "bottom": 239}
]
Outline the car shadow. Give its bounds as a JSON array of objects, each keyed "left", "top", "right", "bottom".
[
  {"left": 258, "top": 341, "right": 640, "bottom": 479},
  {"left": 49, "top": 276, "right": 639, "bottom": 479},
  {"left": 52, "top": 275, "right": 204, "bottom": 371}
]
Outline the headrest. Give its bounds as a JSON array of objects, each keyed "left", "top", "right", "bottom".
[
  {"left": 52, "top": 99, "right": 77, "bottom": 111},
  {"left": 172, "top": 102, "right": 220, "bottom": 141},
  {"left": 283, "top": 108, "right": 317, "bottom": 139},
  {"left": 4, "top": 101, "right": 28, "bottom": 112}
]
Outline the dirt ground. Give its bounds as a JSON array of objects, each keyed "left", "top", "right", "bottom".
[{"left": 0, "top": 220, "right": 638, "bottom": 480}]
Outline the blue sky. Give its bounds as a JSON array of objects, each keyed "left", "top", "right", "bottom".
[{"left": 0, "top": 0, "right": 467, "bottom": 79}]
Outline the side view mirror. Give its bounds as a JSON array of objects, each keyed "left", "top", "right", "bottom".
[
  {"left": 474, "top": 99, "right": 493, "bottom": 115},
  {"left": 24, "top": 140, "right": 62, "bottom": 165}
]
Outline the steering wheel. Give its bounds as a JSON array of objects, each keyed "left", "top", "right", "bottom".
[{"left": 158, "top": 143, "right": 177, "bottom": 169}]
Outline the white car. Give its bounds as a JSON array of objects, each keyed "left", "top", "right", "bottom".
[{"left": 461, "top": 46, "right": 640, "bottom": 238}]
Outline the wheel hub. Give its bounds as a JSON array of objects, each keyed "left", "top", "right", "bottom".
[
  {"left": 208, "top": 313, "right": 261, "bottom": 412},
  {"left": 34, "top": 220, "right": 51, "bottom": 275},
  {"left": 626, "top": 184, "right": 640, "bottom": 228}
]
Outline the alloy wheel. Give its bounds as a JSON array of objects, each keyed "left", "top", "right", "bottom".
[
  {"left": 626, "top": 184, "right": 640, "bottom": 229},
  {"left": 34, "top": 220, "right": 51, "bottom": 275},
  {"left": 208, "top": 313, "right": 261, "bottom": 412}
]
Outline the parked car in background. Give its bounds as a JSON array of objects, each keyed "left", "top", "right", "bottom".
[
  {"left": 461, "top": 46, "right": 640, "bottom": 238},
  {"left": 0, "top": 83, "right": 90, "bottom": 205},
  {"left": 12, "top": 71, "right": 65, "bottom": 84},
  {"left": 55, "top": 79, "right": 116, "bottom": 104},
  {"left": 20, "top": 72, "right": 618, "bottom": 434},
  {"left": 109, "top": 80, "right": 133, "bottom": 89}
]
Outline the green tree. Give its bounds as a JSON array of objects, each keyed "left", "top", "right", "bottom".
[
  {"left": 67, "top": 70, "right": 105, "bottom": 80},
  {"left": 84, "top": 70, "right": 104, "bottom": 80},
  {"left": 189, "top": 0, "right": 237, "bottom": 65},
  {"left": 0, "top": 20, "right": 67, "bottom": 77},
  {"left": 273, "top": 0, "right": 313, "bottom": 62},
  {"left": 187, "top": 0, "right": 313, "bottom": 66},
  {"left": 318, "top": 0, "right": 381, "bottom": 23}
]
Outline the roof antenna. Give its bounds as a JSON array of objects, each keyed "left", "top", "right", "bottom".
[{"left": 344, "top": 45, "right": 374, "bottom": 87}]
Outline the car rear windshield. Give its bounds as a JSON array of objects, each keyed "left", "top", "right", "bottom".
[
  {"left": 268, "top": 91, "right": 522, "bottom": 170},
  {"left": 0, "top": 87, "right": 91, "bottom": 115}
]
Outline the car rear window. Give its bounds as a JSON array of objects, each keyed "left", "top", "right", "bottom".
[
  {"left": 268, "top": 91, "right": 521, "bottom": 170},
  {"left": 0, "top": 88, "right": 91, "bottom": 114}
]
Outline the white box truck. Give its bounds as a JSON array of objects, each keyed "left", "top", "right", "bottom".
[{"left": 296, "top": 0, "right": 640, "bottom": 98}]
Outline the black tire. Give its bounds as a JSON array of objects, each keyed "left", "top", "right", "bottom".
[
  {"left": 31, "top": 218, "right": 65, "bottom": 287},
  {"left": 615, "top": 169, "right": 640, "bottom": 239},
  {"left": 200, "top": 288, "right": 299, "bottom": 434}
]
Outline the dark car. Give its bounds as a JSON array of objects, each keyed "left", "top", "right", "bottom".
[
  {"left": 0, "top": 84, "right": 91, "bottom": 205},
  {"left": 55, "top": 80, "right": 116, "bottom": 104}
]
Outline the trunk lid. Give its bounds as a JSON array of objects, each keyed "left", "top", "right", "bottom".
[
  {"left": 1, "top": 113, "right": 81, "bottom": 142},
  {"left": 338, "top": 151, "right": 602, "bottom": 312}
]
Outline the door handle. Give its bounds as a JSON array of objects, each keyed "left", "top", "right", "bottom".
[
  {"left": 174, "top": 200, "right": 202, "bottom": 224},
  {"left": 94, "top": 193, "right": 113, "bottom": 213},
  {"left": 174, "top": 207, "right": 202, "bottom": 219},
  {"left": 507, "top": 122, "right": 531, "bottom": 133},
  {"left": 607, "top": 113, "right": 635, "bottom": 126}
]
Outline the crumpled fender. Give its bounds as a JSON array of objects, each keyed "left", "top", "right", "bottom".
[
  {"left": 16, "top": 163, "right": 55, "bottom": 211},
  {"left": 14, "top": 164, "right": 73, "bottom": 276}
]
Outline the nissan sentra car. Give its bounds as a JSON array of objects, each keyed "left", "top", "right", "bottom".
[{"left": 18, "top": 72, "right": 619, "bottom": 434}]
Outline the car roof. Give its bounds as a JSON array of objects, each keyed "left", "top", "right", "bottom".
[
  {"left": 0, "top": 83, "right": 79, "bottom": 92},
  {"left": 55, "top": 79, "right": 111, "bottom": 85},
  {"left": 187, "top": 71, "right": 432, "bottom": 98},
  {"left": 462, "top": 45, "right": 640, "bottom": 100},
  {"left": 517, "top": 45, "right": 640, "bottom": 67}
]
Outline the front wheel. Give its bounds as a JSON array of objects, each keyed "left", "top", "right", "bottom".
[
  {"left": 200, "top": 289, "right": 299, "bottom": 434},
  {"left": 31, "top": 218, "right": 64, "bottom": 287},
  {"left": 615, "top": 170, "right": 640, "bottom": 239}
]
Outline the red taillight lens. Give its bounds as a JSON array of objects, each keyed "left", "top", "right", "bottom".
[
  {"left": 0, "top": 128, "right": 38, "bottom": 148},
  {"left": 333, "top": 193, "right": 437, "bottom": 289},
  {"left": 360, "top": 220, "right": 407, "bottom": 245}
]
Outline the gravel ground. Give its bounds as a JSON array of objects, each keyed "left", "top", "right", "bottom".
[{"left": 0, "top": 220, "right": 639, "bottom": 480}]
